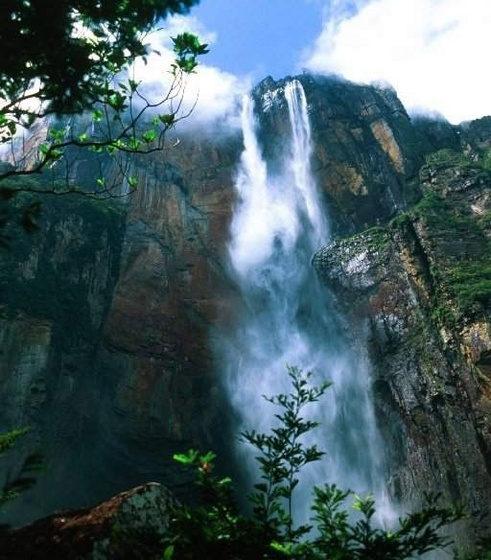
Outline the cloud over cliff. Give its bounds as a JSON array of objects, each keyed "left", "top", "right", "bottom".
[{"left": 302, "top": 0, "right": 491, "bottom": 123}]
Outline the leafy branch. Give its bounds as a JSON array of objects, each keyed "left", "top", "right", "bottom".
[
  {"left": 0, "top": 31, "right": 208, "bottom": 198},
  {"left": 242, "top": 366, "right": 330, "bottom": 541}
]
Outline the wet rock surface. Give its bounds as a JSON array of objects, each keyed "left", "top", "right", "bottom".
[{"left": 313, "top": 157, "right": 491, "bottom": 545}]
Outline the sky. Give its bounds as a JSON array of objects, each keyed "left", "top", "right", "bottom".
[{"left": 143, "top": 0, "right": 491, "bottom": 125}]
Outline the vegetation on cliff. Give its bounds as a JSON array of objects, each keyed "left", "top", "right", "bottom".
[
  {"left": 407, "top": 151, "right": 491, "bottom": 319},
  {"left": 334, "top": 143, "right": 491, "bottom": 324}
]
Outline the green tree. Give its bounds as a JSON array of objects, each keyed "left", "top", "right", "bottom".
[
  {"left": 242, "top": 366, "right": 330, "bottom": 542},
  {"left": 0, "top": 1, "right": 208, "bottom": 196}
]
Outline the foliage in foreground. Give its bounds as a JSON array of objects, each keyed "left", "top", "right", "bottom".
[
  {"left": 1, "top": 1, "right": 209, "bottom": 198},
  {"left": 0, "top": 427, "right": 43, "bottom": 510},
  {"left": 163, "top": 366, "right": 466, "bottom": 559}
]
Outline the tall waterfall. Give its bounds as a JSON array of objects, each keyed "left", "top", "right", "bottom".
[{"left": 224, "top": 79, "right": 388, "bottom": 523}]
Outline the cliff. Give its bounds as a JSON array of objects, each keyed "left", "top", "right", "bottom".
[
  {"left": 1, "top": 74, "right": 491, "bottom": 551},
  {"left": 0, "top": 130, "right": 242, "bottom": 525},
  {"left": 313, "top": 140, "right": 491, "bottom": 542}
]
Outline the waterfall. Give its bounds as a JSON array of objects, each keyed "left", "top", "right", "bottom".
[{"left": 224, "top": 79, "right": 389, "bottom": 524}]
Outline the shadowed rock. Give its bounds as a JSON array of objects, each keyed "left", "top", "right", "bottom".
[{"left": 0, "top": 482, "right": 176, "bottom": 559}]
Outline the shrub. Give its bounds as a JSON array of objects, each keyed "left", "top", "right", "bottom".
[{"left": 164, "top": 367, "right": 465, "bottom": 559}]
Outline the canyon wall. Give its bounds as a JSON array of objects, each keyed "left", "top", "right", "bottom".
[{"left": 1, "top": 75, "right": 491, "bottom": 547}]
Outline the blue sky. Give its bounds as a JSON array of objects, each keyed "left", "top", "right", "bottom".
[
  {"left": 147, "top": 0, "right": 491, "bottom": 125},
  {"left": 191, "top": 0, "right": 328, "bottom": 79}
]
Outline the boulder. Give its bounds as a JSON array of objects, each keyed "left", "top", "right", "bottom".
[{"left": 0, "top": 482, "right": 176, "bottom": 560}]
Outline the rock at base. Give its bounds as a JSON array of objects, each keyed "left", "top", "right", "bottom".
[{"left": 0, "top": 482, "right": 177, "bottom": 560}]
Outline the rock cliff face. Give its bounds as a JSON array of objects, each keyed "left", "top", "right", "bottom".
[
  {"left": 254, "top": 74, "right": 423, "bottom": 234},
  {"left": 1, "top": 74, "right": 491, "bottom": 549},
  {"left": 313, "top": 120, "right": 491, "bottom": 543},
  {"left": 0, "top": 130, "right": 242, "bottom": 525}
]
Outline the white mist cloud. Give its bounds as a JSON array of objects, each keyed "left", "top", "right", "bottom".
[
  {"left": 302, "top": 0, "right": 491, "bottom": 123},
  {"left": 130, "top": 15, "right": 251, "bottom": 128}
]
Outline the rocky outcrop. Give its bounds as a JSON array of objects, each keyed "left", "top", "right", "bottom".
[
  {"left": 0, "top": 482, "right": 176, "bottom": 559},
  {"left": 313, "top": 155, "right": 491, "bottom": 544},
  {"left": 254, "top": 74, "right": 424, "bottom": 235}
]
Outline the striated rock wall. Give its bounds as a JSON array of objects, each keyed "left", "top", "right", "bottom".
[
  {"left": 313, "top": 154, "right": 491, "bottom": 544},
  {"left": 254, "top": 74, "right": 424, "bottom": 235},
  {"left": 0, "top": 130, "right": 243, "bottom": 525},
  {"left": 85, "top": 132, "right": 243, "bottom": 512},
  {"left": 0, "top": 196, "right": 127, "bottom": 523}
]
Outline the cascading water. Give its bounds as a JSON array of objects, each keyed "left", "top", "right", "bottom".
[{"left": 224, "top": 79, "right": 390, "bottom": 523}]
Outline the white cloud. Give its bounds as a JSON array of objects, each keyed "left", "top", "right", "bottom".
[
  {"left": 302, "top": 0, "right": 491, "bottom": 123},
  {"left": 129, "top": 15, "right": 251, "bottom": 128}
]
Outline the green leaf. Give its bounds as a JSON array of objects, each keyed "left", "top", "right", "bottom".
[
  {"left": 49, "top": 148, "right": 63, "bottom": 162},
  {"left": 163, "top": 544, "right": 174, "bottom": 560},
  {"left": 92, "top": 109, "right": 104, "bottom": 122},
  {"left": 270, "top": 541, "right": 293, "bottom": 555},
  {"left": 48, "top": 128, "right": 65, "bottom": 142},
  {"left": 107, "top": 92, "right": 127, "bottom": 111},
  {"left": 171, "top": 32, "right": 209, "bottom": 74},
  {"left": 0, "top": 427, "right": 29, "bottom": 456},
  {"left": 142, "top": 129, "right": 157, "bottom": 143},
  {"left": 128, "top": 136, "right": 141, "bottom": 150},
  {"left": 173, "top": 449, "right": 199, "bottom": 465},
  {"left": 159, "top": 113, "right": 175, "bottom": 126},
  {"left": 128, "top": 79, "right": 140, "bottom": 92},
  {"left": 218, "top": 476, "right": 232, "bottom": 486},
  {"left": 200, "top": 451, "right": 216, "bottom": 464}
]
